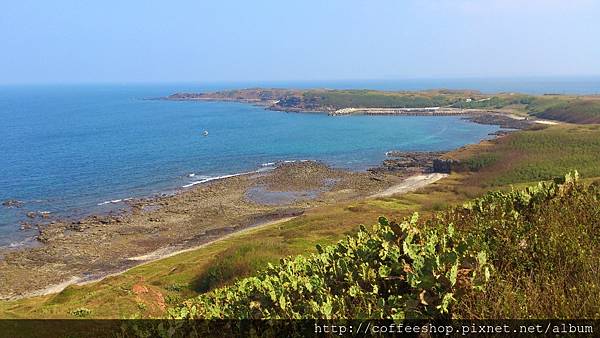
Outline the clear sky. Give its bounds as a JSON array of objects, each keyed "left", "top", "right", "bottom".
[{"left": 1, "top": 0, "right": 599, "bottom": 84}]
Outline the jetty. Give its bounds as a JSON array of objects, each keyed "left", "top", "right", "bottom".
[{"left": 328, "top": 107, "right": 473, "bottom": 116}]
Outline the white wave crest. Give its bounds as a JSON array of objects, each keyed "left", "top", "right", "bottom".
[
  {"left": 181, "top": 166, "right": 277, "bottom": 188},
  {"left": 97, "top": 199, "right": 126, "bottom": 206},
  {"left": 182, "top": 172, "right": 247, "bottom": 188},
  {"left": 8, "top": 237, "right": 35, "bottom": 248}
]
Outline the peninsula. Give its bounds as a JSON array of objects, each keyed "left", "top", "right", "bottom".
[{"left": 166, "top": 88, "right": 600, "bottom": 124}]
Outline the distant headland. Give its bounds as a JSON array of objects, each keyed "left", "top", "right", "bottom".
[{"left": 164, "top": 88, "right": 600, "bottom": 125}]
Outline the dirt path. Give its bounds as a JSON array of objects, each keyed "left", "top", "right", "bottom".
[
  {"left": 126, "top": 217, "right": 296, "bottom": 262},
  {"left": 369, "top": 173, "right": 448, "bottom": 198},
  {"left": 3, "top": 217, "right": 297, "bottom": 300}
]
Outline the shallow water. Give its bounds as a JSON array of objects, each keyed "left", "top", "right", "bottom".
[{"left": 0, "top": 84, "right": 506, "bottom": 246}]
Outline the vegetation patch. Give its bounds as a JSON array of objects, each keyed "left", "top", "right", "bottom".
[
  {"left": 170, "top": 215, "right": 490, "bottom": 319},
  {"left": 449, "top": 125, "right": 600, "bottom": 186},
  {"left": 534, "top": 99, "right": 600, "bottom": 124},
  {"left": 169, "top": 172, "right": 598, "bottom": 320},
  {"left": 69, "top": 307, "right": 91, "bottom": 318},
  {"left": 304, "top": 90, "right": 457, "bottom": 108}
]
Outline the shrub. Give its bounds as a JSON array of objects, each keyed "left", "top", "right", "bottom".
[
  {"left": 166, "top": 172, "right": 599, "bottom": 320},
  {"left": 69, "top": 307, "right": 91, "bottom": 318},
  {"left": 169, "top": 215, "right": 491, "bottom": 320}
]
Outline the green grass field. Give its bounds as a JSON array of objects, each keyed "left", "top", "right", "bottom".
[
  {"left": 451, "top": 124, "right": 600, "bottom": 186},
  {"left": 301, "top": 89, "right": 600, "bottom": 124},
  {"left": 303, "top": 90, "right": 461, "bottom": 108}
]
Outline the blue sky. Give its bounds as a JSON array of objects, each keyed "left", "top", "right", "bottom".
[{"left": 1, "top": 0, "right": 599, "bottom": 84}]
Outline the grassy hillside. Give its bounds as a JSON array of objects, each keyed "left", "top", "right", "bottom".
[
  {"left": 449, "top": 124, "right": 600, "bottom": 186},
  {"left": 452, "top": 94, "right": 600, "bottom": 123},
  {"left": 179, "top": 88, "right": 600, "bottom": 123},
  {"left": 302, "top": 90, "right": 463, "bottom": 109},
  {"left": 533, "top": 99, "right": 600, "bottom": 124},
  {"left": 456, "top": 174, "right": 600, "bottom": 318},
  {"left": 303, "top": 89, "right": 600, "bottom": 124},
  {"left": 170, "top": 173, "right": 600, "bottom": 320}
]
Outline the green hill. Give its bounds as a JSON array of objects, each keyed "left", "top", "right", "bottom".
[{"left": 169, "top": 172, "right": 600, "bottom": 320}]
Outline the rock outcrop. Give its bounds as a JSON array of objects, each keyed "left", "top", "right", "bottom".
[
  {"left": 2, "top": 199, "right": 23, "bottom": 208},
  {"left": 433, "top": 158, "right": 460, "bottom": 174}
]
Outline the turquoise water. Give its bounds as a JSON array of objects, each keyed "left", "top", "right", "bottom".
[{"left": 0, "top": 83, "right": 504, "bottom": 246}]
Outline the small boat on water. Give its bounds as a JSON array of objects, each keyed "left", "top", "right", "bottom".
[{"left": 202, "top": 130, "right": 209, "bottom": 136}]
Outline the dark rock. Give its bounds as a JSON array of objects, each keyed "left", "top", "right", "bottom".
[
  {"left": 36, "top": 224, "right": 66, "bottom": 243},
  {"left": 464, "top": 114, "right": 532, "bottom": 129},
  {"left": 278, "top": 96, "right": 301, "bottom": 107},
  {"left": 2, "top": 199, "right": 23, "bottom": 208},
  {"left": 19, "top": 222, "right": 32, "bottom": 230},
  {"left": 371, "top": 151, "right": 446, "bottom": 174},
  {"left": 433, "top": 159, "right": 460, "bottom": 174},
  {"left": 69, "top": 222, "right": 86, "bottom": 232},
  {"left": 488, "top": 130, "right": 514, "bottom": 137}
]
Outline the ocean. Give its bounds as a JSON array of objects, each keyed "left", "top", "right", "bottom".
[{"left": 1, "top": 78, "right": 599, "bottom": 246}]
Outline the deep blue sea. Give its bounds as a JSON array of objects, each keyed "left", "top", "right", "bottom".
[{"left": 1, "top": 78, "right": 599, "bottom": 246}]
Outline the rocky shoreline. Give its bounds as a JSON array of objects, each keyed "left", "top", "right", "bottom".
[
  {"left": 0, "top": 150, "right": 466, "bottom": 300},
  {"left": 1, "top": 161, "right": 417, "bottom": 299},
  {"left": 371, "top": 151, "right": 448, "bottom": 174}
]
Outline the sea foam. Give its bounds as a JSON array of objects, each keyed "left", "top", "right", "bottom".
[
  {"left": 182, "top": 172, "right": 247, "bottom": 188},
  {"left": 182, "top": 166, "right": 276, "bottom": 188},
  {"left": 97, "top": 198, "right": 132, "bottom": 206}
]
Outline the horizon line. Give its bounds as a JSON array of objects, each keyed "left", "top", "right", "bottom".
[{"left": 2, "top": 74, "right": 600, "bottom": 87}]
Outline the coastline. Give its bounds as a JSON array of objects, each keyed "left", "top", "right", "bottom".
[
  {"left": 11, "top": 216, "right": 298, "bottom": 300},
  {"left": 0, "top": 145, "right": 472, "bottom": 300},
  {"left": 0, "top": 93, "right": 529, "bottom": 300},
  {"left": 2, "top": 165, "right": 455, "bottom": 301},
  {"left": 164, "top": 92, "right": 554, "bottom": 130},
  {"left": 0, "top": 160, "right": 403, "bottom": 299}
]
